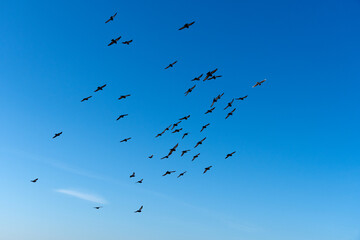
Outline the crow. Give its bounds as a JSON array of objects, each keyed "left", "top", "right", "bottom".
[
  {"left": 165, "top": 61, "right": 178, "bottom": 69},
  {"left": 52, "top": 132, "right": 62, "bottom": 139},
  {"left": 136, "top": 179, "right": 143, "bottom": 184},
  {"left": 168, "top": 143, "right": 179, "bottom": 155},
  {"left": 148, "top": 155, "right": 153, "bottom": 159},
  {"left": 177, "top": 171, "right": 187, "bottom": 178},
  {"left": 182, "top": 132, "right": 189, "bottom": 139},
  {"left": 105, "top": 12, "right": 117, "bottom": 23},
  {"left": 108, "top": 36, "right": 121, "bottom": 46},
  {"left": 205, "top": 107, "right": 215, "bottom": 114},
  {"left": 172, "top": 121, "right": 181, "bottom": 130},
  {"left": 181, "top": 150, "right": 190, "bottom": 156},
  {"left": 224, "top": 99, "right": 234, "bottom": 110},
  {"left": 210, "top": 93, "right": 224, "bottom": 107},
  {"left": 94, "top": 84, "right": 106, "bottom": 92},
  {"left": 194, "top": 137, "right": 206, "bottom": 148},
  {"left": 225, "top": 151, "right": 236, "bottom": 159},
  {"left": 122, "top": 40, "right": 133, "bottom": 45},
  {"left": 192, "top": 153, "right": 200, "bottom": 161},
  {"left": 116, "top": 114, "right": 128, "bottom": 120},
  {"left": 185, "top": 85, "right": 196, "bottom": 96},
  {"left": 135, "top": 205, "right": 143, "bottom": 213},
  {"left": 120, "top": 137, "right": 131, "bottom": 142},
  {"left": 203, "top": 166, "right": 212, "bottom": 174},
  {"left": 30, "top": 178, "right": 38, "bottom": 183},
  {"left": 179, "top": 115, "right": 190, "bottom": 120},
  {"left": 81, "top": 96, "right": 92, "bottom": 102},
  {"left": 236, "top": 95, "right": 248, "bottom": 101},
  {"left": 118, "top": 94, "right": 131, "bottom": 100},
  {"left": 203, "top": 68, "right": 218, "bottom": 81},
  {"left": 130, "top": 172, "right": 135, "bottom": 178},
  {"left": 162, "top": 171, "right": 176, "bottom": 176},
  {"left": 191, "top": 74, "right": 203, "bottom": 81},
  {"left": 200, "top": 123, "right": 210, "bottom": 132},
  {"left": 178, "top": 21, "right": 195, "bottom": 30},
  {"left": 252, "top": 79, "right": 266, "bottom": 88},
  {"left": 225, "top": 108, "right": 236, "bottom": 119},
  {"left": 172, "top": 128, "right": 183, "bottom": 133}
]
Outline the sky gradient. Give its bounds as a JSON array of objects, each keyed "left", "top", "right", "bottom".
[{"left": 0, "top": 0, "right": 360, "bottom": 239}]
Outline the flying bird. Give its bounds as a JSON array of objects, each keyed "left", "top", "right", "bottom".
[
  {"left": 105, "top": 12, "right": 117, "bottom": 23},
  {"left": 168, "top": 143, "right": 179, "bottom": 155},
  {"left": 120, "top": 137, "right": 131, "bottom": 142},
  {"left": 155, "top": 132, "right": 163, "bottom": 138},
  {"left": 172, "top": 121, "right": 181, "bottom": 130},
  {"left": 194, "top": 137, "right": 206, "bottom": 148},
  {"left": 205, "top": 107, "right": 215, "bottom": 114},
  {"left": 148, "top": 155, "right": 153, "bottom": 159},
  {"left": 130, "top": 172, "right": 135, "bottom": 178},
  {"left": 94, "top": 84, "right": 106, "bottom": 92},
  {"left": 179, "top": 115, "right": 190, "bottom": 120},
  {"left": 136, "top": 179, "right": 143, "bottom": 184},
  {"left": 165, "top": 61, "right": 178, "bottom": 69},
  {"left": 224, "top": 99, "right": 234, "bottom": 110},
  {"left": 122, "top": 40, "right": 133, "bottom": 45},
  {"left": 30, "top": 178, "right": 38, "bottom": 183},
  {"left": 203, "top": 166, "right": 212, "bottom": 174},
  {"left": 210, "top": 93, "right": 224, "bottom": 107},
  {"left": 200, "top": 123, "right": 210, "bottom": 132},
  {"left": 178, "top": 21, "right": 195, "bottom": 30},
  {"left": 191, "top": 74, "right": 203, "bottom": 81},
  {"left": 134, "top": 205, "right": 143, "bottom": 213},
  {"left": 208, "top": 75, "right": 222, "bottom": 80},
  {"left": 118, "top": 94, "right": 131, "bottom": 100},
  {"left": 225, "top": 151, "right": 236, "bottom": 159},
  {"left": 252, "top": 79, "right": 266, "bottom": 88},
  {"left": 52, "top": 132, "right": 62, "bottom": 139},
  {"left": 94, "top": 206, "right": 103, "bottom": 209},
  {"left": 172, "top": 128, "right": 183, "bottom": 133},
  {"left": 81, "top": 96, "right": 92, "bottom": 102},
  {"left": 161, "top": 155, "right": 170, "bottom": 159},
  {"left": 182, "top": 132, "right": 189, "bottom": 139},
  {"left": 181, "top": 150, "right": 190, "bottom": 156},
  {"left": 184, "top": 85, "right": 196, "bottom": 96},
  {"left": 236, "top": 95, "right": 248, "bottom": 101},
  {"left": 116, "top": 114, "right": 128, "bottom": 120},
  {"left": 203, "top": 68, "right": 218, "bottom": 81},
  {"left": 225, "top": 108, "right": 236, "bottom": 119},
  {"left": 162, "top": 171, "right": 176, "bottom": 176},
  {"left": 192, "top": 153, "right": 200, "bottom": 161},
  {"left": 108, "top": 36, "right": 121, "bottom": 46},
  {"left": 177, "top": 171, "right": 187, "bottom": 178}
]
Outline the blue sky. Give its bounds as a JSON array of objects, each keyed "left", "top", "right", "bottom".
[{"left": 0, "top": 0, "right": 359, "bottom": 239}]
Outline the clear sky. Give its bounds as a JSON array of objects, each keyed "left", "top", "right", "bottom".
[{"left": 0, "top": 0, "right": 359, "bottom": 239}]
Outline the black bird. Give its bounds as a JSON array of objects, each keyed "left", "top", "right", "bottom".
[
  {"left": 165, "top": 61, "right": 178, "bottom": 69},
  {"left": 163, "top": 124, "right": 172, "bottom": 132},
  {"left": 116, "top": 114, "right": 128, "bottom": 120},
  {"left": 181, "top": 150, "right": 190, "bottom": 156},
  {"left": 205, "top": 107, "right": 215, "bottom": 114},
  {"left": 172, "top": 128, "right": 183, "bottom": 133},
  {"left": 177, "top": 171, "right": 187, "bottom": 178},
  {"left": 192, "top": 153, "right": 200, "bottom": 161},
  {"left": 81, "top": 96, "right": 92, "bottom": 102},
  {"left": 168, "top": 143, "right": 179, "bottom": 155},
  {"left": 108, "top": 36, "right": 121, "bottom": 46},
  {"left": 236, "top": 95, "right": 248, "bottom": 101},
  {"left": 203, "top": 166, "right": 212, "bottom": 174},
  {"left": 122, "top": 40, "right": 133, "bottom": 45},
  {"left": 161, "top": 155, "right": 170, "bottom": 159},
  {"left": 225, "top": 108, "right": 236, "bottom": 119},
  {"left": 105, "top": 12, "right": 117, "bottom": 23},
  {"left": 30, "top": 178, "right": 38, "bottom": 183},
  {"left": 172, "top": 121, "right": 181, "bottom": 130},
  {"left": 252, "top": 79, "right": 266, "bottom": 88},
  {"left": 182, "top": 132, "right": 189, "bottom": 139},
  {"left": 162, "top": 171, "right": 176, "bottom": 176},
  {"left": 179, "top": 115, "right": 190, "bottom": 120},
  {"left": 155, "top": 132, "right": 163, "bottom": 138},
  {"left": 120, "top": 137, "right": 131, "bottom": 143},
  {"left": 194, "top": 137, "right": 206, "bottom": 148},
  {"left": 130, "top": 172, "right": 135, "bottom": 178},
  {"left": 148, "top": 155, "right": 153, "bottom": 159},
  {"left": 191, "top": 74, "right": 203, "bottom": 81},
  {"left": 94, "top": 206, "right": 103, "bottom": 209},
  {"left": 208, "top": 75, "right": 222, "bottom": 80},
  {"left": 178, "top": 21, "right": 195, "bottom": 30},
  {"left": 118, "top": 94, "right": 131, "bottom": 100},
  {"left": 94, "top": 84, "right": 107, "bottom": 92},
  {"left": 136, "top": 179, "right": 143, "bottom": 184},
  {"left": 203, "top": 68, "right": 218, "bottom": 81},
  {"left": 225, "top": 151, "right": 236, "bottom": 159},
  {"left": 200, "top": 123, "right": 210, "bottom": 132},
  {"left": 52, "top": 132, "right": 62, "bottom": 139},
  {"left": 224, "top": 99, "right": 234, "bottom": 110},
  {"left": 210, "top": 93, "right": 224, "bottom": 107},
  {"left": 184, "top": 85, "right": 196, "bottom": 96},
  {"left": 135, "top": 205, "right": 143, "bottom": 213}
]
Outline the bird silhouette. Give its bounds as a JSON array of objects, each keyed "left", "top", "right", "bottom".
[
  {"left": 252, "top": 79, "right": 266, "bottom": 88},
  {"left": 171, "top": 121, "right": 181, "bottom": 130},
  {"left": 168, "top": 143, "right": 179, "bottom": 155},
  {"left": 105, "top": 12, "right": 117, "bottom": 23},
  {"left": 161, "top": 155, "right": 170, "bottom": 159},
  {"left": 236, "top": 95, "right": 248, "bottom": 101},
  {"left": 172, "top": 128, "right": 183, "bottom": 133},
  {"left": 122, "top": 40, "right": 133, "bottom": 45},
  {"left": 134, "top": 205, "right": 143, "bottom": 213},
  {"left": 118, "top": 94, "right": 131, "bottom": 100},
  {"left": 200, "top": 123, "right": 210, "bottom": 132},
  {"left": 164, "top": 124, "right": 172, "bottom": 132},
  {"left": 191, "top": 74, "right": 203, "bottom": 81},
  {"left": 224, "top": 99, "right": 234, "bottom": 110},
  {"left": 181, "top": 150, "right": 190, "bottom": 156},
  {"left": 225, "top": 151, "right": 236, "bottom": 159},
  {"left": 184, "top": 85, "right": 196, "bottom": 96},
  {"left": 30, "top": 178, "right": 38, "bottom": 183},
  {"left": 116, "top": 114, "right": 128, "bottom": 120},
  {"left": 148, "top": 155, "right": 153, "bottom": 159},
  {"left": 205, "top": 107, "right": 215, "bottom": 114},
  {"left": 108, "top": 36, "right": 121, "bottom": 46},
  {"left": 177, "top": 171, "right": 187, "bottom": 178},
  {"left": 194, "top": 137, "right": 206, "bottom": 148},
  {"left": 178, "top": 21, "right": 195, "bottom": 30},
  {"left": 94, "top": 84, "right": 106, "bottom": 92},
  {"left": 182, "top": 132, "right": 189, "bottom": 139},
  {"left": 179, "top": 115, "right": 190, "bottom": 120},
  {"left": 203, "top": 166, "right": 212, "bottom": 174},
  {"left": 155, "top": 132, "right": 163, "bottom": 138},
  {"left": 203, "top": 69, "right": 218, "bottom": 81},
  {"left": 136, "top": 179, "right": 143, "bottom": 184},
  {"left": 210, "top": 93, "right": 224, "bottom": 107},
  {"left": 81, "top": 96, "right": 92, "bottom": 102},
  {"left": 225, "top": 108, "right": 236, "bottom": 119},
  {"left": 120, "top": 137, "right": 131, "bottom": 143},
  {"left": 208, "top": 75, "right": 222, "bottom": 80},
  {"left": 130, "top": 172, "right": 135, "bottom": 178},
  {"left": 192, "top": 153, "right": 200, "bottom": 161},
  {"left": 165, "top": 61, "right": 177, "bottom": 69},
  {"left": 94, "top": 206, "right": 103, "bottom": 209},
  {"left": 162, "top": 171, "right": 176, "bottom": 176},
  {"left": 52, "top": 132, "right": 63, "bottom": 139}
]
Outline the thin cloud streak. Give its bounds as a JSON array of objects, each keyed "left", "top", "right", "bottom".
[{"left": 55, "top": 189, "right": 107, "bottom": 204}]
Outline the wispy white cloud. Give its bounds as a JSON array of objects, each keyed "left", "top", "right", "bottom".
[{"left": 55, "top": 189, "right": 107, "bottom": 204}]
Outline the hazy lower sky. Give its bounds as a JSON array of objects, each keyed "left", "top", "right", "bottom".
[{"left": 0, "top": 0, "right": 359, "bottom": 239}]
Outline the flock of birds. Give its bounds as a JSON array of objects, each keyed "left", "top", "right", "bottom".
[{"left": 31, "top": 12, "right": 268, "bottom": 213}]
